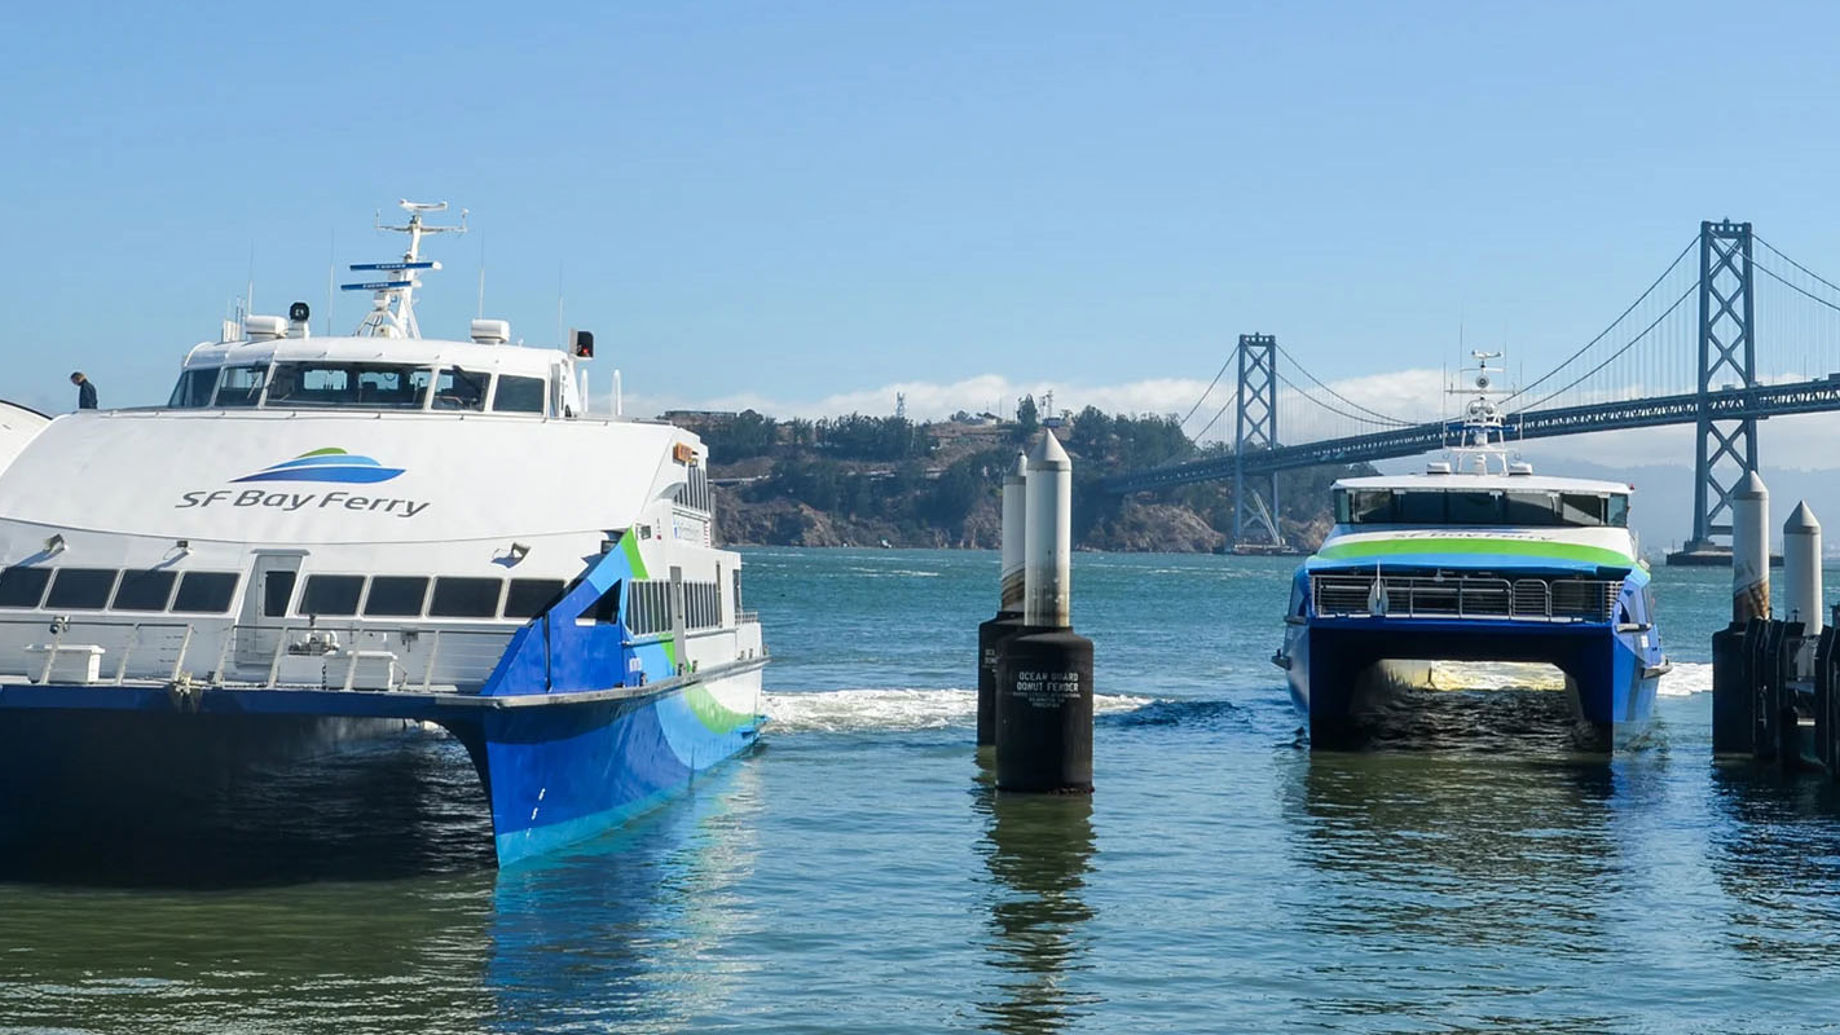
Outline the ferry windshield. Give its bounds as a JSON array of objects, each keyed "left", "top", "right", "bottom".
[
  {"left": 167, "top": 369, "right": 217, "bottom": 408},
  {"left": 214, "top": 365, "right": 268, "bottom": 408},
  {"left": 266, "top": 362, "right": 431, "bottom": 409},
  {"left": 1336, "top": 488, "right": 1628, "bottom": 528}
]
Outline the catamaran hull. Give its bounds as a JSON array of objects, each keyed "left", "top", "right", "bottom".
[
  {"left": 0, "top": 667, "right": 764, "bottom": 868},
  {"left": 444, "top": 667, "right": 764, "bottom": 865},
  {"left": 1282, "top": 619, "right": 1660, "bottom": 749}
]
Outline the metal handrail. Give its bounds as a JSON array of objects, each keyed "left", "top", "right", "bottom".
[
  {"left": 1311, "top": 572, "right": 1620, "bottom": 623},
  {"left": 0, "top": 609, "right": 763, "bottom": 691}
]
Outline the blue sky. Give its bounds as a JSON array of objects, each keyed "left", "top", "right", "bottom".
[{"left": 7, "top": 1, "right": 1840, "bottom": 425}]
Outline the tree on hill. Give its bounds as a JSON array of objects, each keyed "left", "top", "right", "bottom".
[
  {"left": 701, "top": 409, "right": 779, "bottom": 459},
  {"left": 1015, "top": 395, "right": 1039, "bottom": 440}
]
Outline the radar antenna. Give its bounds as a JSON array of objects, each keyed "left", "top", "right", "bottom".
[
  {"left": 344, "top": 199, "right": 469, "bottom": 338},
  {"left": 1442, "top": 350, "right": 1523, "bottom": 475}
]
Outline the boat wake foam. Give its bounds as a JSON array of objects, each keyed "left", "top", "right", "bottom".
[
  {"left": 1424, "top": 660, "right": 1710, "bottom": 697},
  {"left": 1657, "top": 661, "right": 1710, "bottom": 697},
  {"left": 762, "top": 688, "right": 1146, "bottom": 734}
]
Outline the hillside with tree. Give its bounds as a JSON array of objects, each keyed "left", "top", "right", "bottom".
[{"left": 670, "top": 396, "right": 1370, "bottom": 552}]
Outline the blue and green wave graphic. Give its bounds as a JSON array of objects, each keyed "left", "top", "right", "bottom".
[{"left": 232, "top": 448, "right": 405, "bottom": 484}]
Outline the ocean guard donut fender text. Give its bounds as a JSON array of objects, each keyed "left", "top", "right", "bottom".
[{"left": 175, "top": 489, "right": 432, "bottom": 518}]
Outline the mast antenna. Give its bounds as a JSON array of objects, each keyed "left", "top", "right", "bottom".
[{"left": 345, "top": 200, "right": 467, "bottom": 338}]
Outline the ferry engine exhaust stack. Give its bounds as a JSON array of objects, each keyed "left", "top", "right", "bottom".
[
  {"left": 977, "top": 452, "right": 1029, "bottom": 749},
  {"left": 993, "top": 431, "right": 1094, "bottom": 794}
]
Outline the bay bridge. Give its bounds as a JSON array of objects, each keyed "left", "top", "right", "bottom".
[{"left": 1105, "top": 221, "right": 1840, "bottom": 561}]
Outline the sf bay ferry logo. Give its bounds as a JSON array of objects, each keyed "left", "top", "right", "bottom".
[
  {"left": 175, "top": 447, "right": 429, "bottom": 518},
  {"left": 233, "top": 447, "right": 405, "bottom": 484}
]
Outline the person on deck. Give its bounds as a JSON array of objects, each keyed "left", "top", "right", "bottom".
[{"left": 69, "top": 372, "right": 97, "bottom": 410}]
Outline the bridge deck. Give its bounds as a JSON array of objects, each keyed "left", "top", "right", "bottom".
[{"left": 1106, "top": 377, "right": 1840, "bottom": 493}]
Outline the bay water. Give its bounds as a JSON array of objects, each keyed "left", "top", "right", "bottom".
[{"left": 2, "top": 549, "right": 1837, "bottom": 1033}]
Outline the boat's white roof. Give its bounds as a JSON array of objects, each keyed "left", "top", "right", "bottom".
[
  {"left": 1335, "top": 472, "right": 1634, "bottom": 495},
  {"left": 182, "top": 335, "right": 564, "bottom": 377},
  {"left": 0, "top": 400, "right": 50, "bottom": 476}
]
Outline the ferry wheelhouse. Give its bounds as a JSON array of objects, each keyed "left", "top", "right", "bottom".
[
  {"left": 0, "top": 203, "right": 766, "bottom": 865},
  {"left": 1274, "top": 357, "right": 1669, "bottom": 747}
]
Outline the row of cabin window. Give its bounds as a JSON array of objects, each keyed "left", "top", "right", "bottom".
[
  {"left": 0, "top": 566, "right": 569, "bottom": 622},
  {"left": 272, "top": 573, "right": 567, "bottom": 620},
  {"left": 674, "top": 465, "right": 712, "bottom": 513},
  {"left": 685, "top": 581, "right": 720, "bottom": 629},
  {"left": 0, "top": 567, "right": 241, "bottom": 614},
  {"left": 168, "top": 363, "right": 549, "bottom": 415},
  {"left": 623, "top": 579, "right": 724, "bottom": 637},
  {"left": 1333, "top": 488, "right": 1630, "bottom": 528},
  {"left": 626, "top": 580, "right": 673, "bottom": 636}
]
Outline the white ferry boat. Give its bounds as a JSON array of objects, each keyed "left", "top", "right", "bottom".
[
  {"left": 0, "top": 202, "right": 766, "bottom": 865},
  {"left": 1274, "top": 355, "right": 1670, "bottom": 748}
]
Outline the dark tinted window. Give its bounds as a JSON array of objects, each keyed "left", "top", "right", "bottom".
[
  {"left": 0, "top": 567, "right": 51, "bottom": 608},
  {"left": 431, "top": 368, "right": 488, "bottom": 411},
  {"left": 215, "top": 365, "right": 267, "bottom": 408},
  {"left": 263, "top": 570, "right": 297, "bottom": 618},
  {"left": 172, "top": 572, "right": 239, "bottom": 613},
  {"left": 492, "top": 375, "right": 546, "bottom": 414},
  {"left": 364, "top": 576, "right": 429, "bottom": 617},
  {"left": 112, "top": 569, "right": 177, "bottom": 611},
  {"left": 266, "top": 362, "right": 428, "bottom": 409},
  {"left": 588, "top": 580, "right": 623, "bottom": 624},
  {"left": 1504, "top": 492, "right": 1557, "bottom": 525},
  {"left": 430, "top": 578, "right": 502, "bottom": 618},
  {"left": 1346, "top": 490, "right": 1394, "bottom": 524},
  {"left": 45, "top": 569, "right": 117, "bottom": 610},
  {"left": 1559, "top": 494, "right": 1607, "bottom": 527},
  {"left": 299, "top": 575, "right": 364, "bottom": 616},
  {"left": 1397, "top": 492, "right": 1445, "bottom": 524},
  {"left": 504, "top": 578, "right": 567, "bottom": 619},
  {"left": 167, "top": 369, "right": 217, "bottom": 408},
  {"left": 1447, "top": 491, "right": 1500, "bottom": 524}
]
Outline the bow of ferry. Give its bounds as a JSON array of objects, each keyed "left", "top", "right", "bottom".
[
  {"left": 0, "top": 202, "right": 767, "bottom": 867},
  {"left": 1281, "top": 526, "right": 1667, "bottom": 748},
  {"left": 1274, "top": 357, "right": 1670, "bottom": 750}
]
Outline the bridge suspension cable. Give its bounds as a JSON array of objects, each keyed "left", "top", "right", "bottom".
[
  {"left": 1501, "top": 235, "right": 1697, "bottom": 407},
  {"left": 1275, "top": 372, "right": 1414, "bottom": 429},
  {"left": 1758, "top": 235, "right": 1840, "bottom": 298},
  {"left": 1756, "top": 261, "right": 1840, "bottom": 317},
  {"left": 1510, "top": 281, "right": 1696, "bottom": 413},
  {"left": 1187, "top": 395, "right": 1235, "bottom": 444},
  {"left": 1176, "top": 356, "right": 1233, "bottom": 434},
  {"left": 1274, "top": 342, "right": 1413, "bottom": 427}
]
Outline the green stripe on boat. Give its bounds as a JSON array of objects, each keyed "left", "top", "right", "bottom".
[
  {"left": 684, "top": 683, "right": 756, "bottom": 734},
  {"left": 1317, "top": 537, "right": 1634, "bottom": 567}
]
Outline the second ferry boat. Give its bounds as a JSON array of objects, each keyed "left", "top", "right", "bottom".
[
  {"left": 0, "top": 202, "right": 766, "bottom": 865},
  {"left": 1275, "top": 354, "right": 1670, "bottom": 748}
]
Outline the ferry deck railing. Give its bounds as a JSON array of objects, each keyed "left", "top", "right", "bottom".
[
  {"left": 0, "top": 612, "right": 768, "bottom": 692},
  {"left": 1310, "top": 573, "right": 1621, "bottom": 623},
  {"left": 0, "top": 616, "right": 515, "bottom": 692}
]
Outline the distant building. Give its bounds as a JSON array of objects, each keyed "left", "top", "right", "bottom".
[{"left": 661, "top": 409, "right": 740, "bottom": 433}]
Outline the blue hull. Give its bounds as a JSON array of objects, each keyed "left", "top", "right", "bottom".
[
  {"left": 0, "top": 675, "right": 763, "bottom": 868},
  {"left": 445, "top": 686, "right": 763, "bottom": 865}
]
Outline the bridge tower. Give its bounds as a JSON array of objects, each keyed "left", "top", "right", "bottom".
[
  {"left": 1233, "top": 333, "right": 1283, "bottom": 551},
  {"left": 1685, "top": 220, "right": 1757, "bottom": 556}
]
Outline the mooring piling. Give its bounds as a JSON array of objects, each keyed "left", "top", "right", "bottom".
[
  {"left": 994, "top": 431, "right": 1094, "bottom": 794},
  {"left": 977, "top": 452, "right": 1029, "bottom": 748},
  {"left": 1732, "top": 472, "right": 1771, "bottom": 624},
  {"left": 1783, "top": 501, "right": 1823, "bottom": 645},
  {"left": 1710, "top": 487, "right": 1840, "bottom": 771}
]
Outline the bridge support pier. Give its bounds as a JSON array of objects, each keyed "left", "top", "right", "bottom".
[
  {"left": 1673, "top": 220, "right": 1757, "bottom": 565},
  {"left": 1233, "top": 333, "right": 1283, "bottom": 553}
]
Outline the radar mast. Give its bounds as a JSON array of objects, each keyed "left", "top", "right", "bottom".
[{"left": 344, "top": 200, "right": 468, "bottom": 339}]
